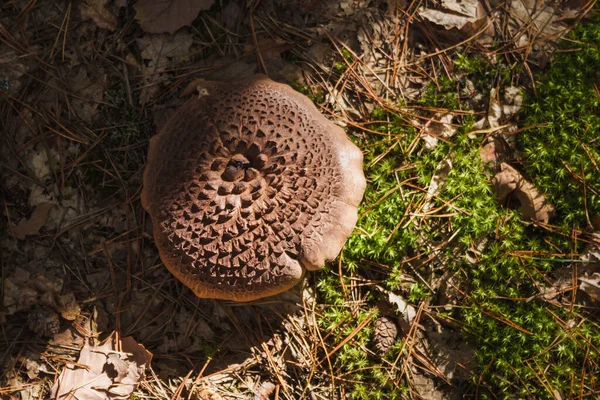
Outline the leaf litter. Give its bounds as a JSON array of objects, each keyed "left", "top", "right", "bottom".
[
  {"left": 491, "top": 162, "right": 556, "bottom": 224},
  {"left": 134, "top": 0, "right": 215, "bottom": 33},
  {"left": 80, "top": 0, "right": 118, "bottom": 31},
  {"left": 11, "top": 202, "right": 53, "bottom": 240},
  {"left": 50, "top": 331, "right": 152, "bottom": 400}
]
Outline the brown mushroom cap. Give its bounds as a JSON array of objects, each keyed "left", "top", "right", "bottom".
[{"left": 142, "top": 75, "right": 366, "bottom": 301}]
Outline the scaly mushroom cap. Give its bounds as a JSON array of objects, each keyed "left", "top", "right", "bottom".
[{"left": 142, "top": 75, "right": 366, "bottom": 301}]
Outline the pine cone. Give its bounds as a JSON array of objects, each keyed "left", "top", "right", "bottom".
[{"left": 372, "top": 316, "right": 398, "bottom": 355}]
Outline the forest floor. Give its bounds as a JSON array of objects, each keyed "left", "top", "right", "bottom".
[{"left": 1, "top": 0, "right": 600, "bottom": 399}]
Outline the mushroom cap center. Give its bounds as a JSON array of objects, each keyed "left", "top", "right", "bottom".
[
  {"left": 221, "top": 154, "right": 250, "bottom": 182},
  {"left": 220, "top": 152, "right": 270, "bottom": 183}
]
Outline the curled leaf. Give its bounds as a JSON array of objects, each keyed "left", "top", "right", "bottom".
[{"left": 492, "top": 162, "right": 555, "bottom": 224}]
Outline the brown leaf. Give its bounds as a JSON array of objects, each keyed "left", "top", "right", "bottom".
[
  {"left": 424, "top": 319, "right": 476, "bottom": 381},
  {"left": 502, "top": 0, "right": 587, "bottom": 66},
  {"left": 419, "top": 0, "right": 488, "bottom": 35},
  {"left": 197, "top": 388, "right": 223, "bottom": 400},
  {"left": 385, "top": 0, "right": 407, "bottom": 13},
  {"left": 479, "top": 136, "right": 511, "bottom": 166},
  {"left": 57, "top": 293, "right": 81, "bottom": 321},
  {"left": 50, "top": 331, "right": 152, "bottom": 400},
  {"left": 69, "top": 67, "right": 106, "bottom": 123},
  {"left": 48, "top": 310, "right": 101, "bottom": 362},
  {"left": 579, "top": 234, "right": 600, "bottom": 302},
  {"left": 138, "top": 32, "right": 193, "bottom": 68},
  {"left": 0, "top": 49, "right": 29, "bottom": 95},
  {"left": 244, "top": 38, "right": 292, "bottom": 61},
  {"left": 136, "top": 32, "right": 193, "bottom": 103},
  {"left": 134, "top": 0, "right": 215, "bottom": 34},
  {"left": 254, "top": 382, "right": 276, "bottom": 400},
  {"left": 12, "top": 202, "right": 53, "bottom": 240},
  {"left": 28, "top": 306, "right": 60, "bottom": 337},
  {"left": 423, "top": 113, "right": 456, "bottom": 149},
  {"left": 491, "top": 163, "right": 555, "bottom": 224},
  {"left": 579, "top": 274, "right": 600, "bottom": 302},
  {"left": 80, "top": 0, "right": 117, "bottom": 31},
  {"left": 386, "top": 290, "right": 417, "bottom": 332}
]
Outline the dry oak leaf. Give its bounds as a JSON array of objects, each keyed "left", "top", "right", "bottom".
[
  {"left": 50, "top": 331, "right": 152, "bottom": 400},
  {"left": 492, "top": 162, "right": 555, "bottom": 224},
  {"left": 12, "top": 202, "right": 53, "bottom": 240},
  {"left": 134, "top": 0, "right": 215, "bottom": 33}
]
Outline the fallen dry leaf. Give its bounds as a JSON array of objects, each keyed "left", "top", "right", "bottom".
[
  {"left": 424, "top": 319, "right": 476, "bottom": 381},
  {"left": 423, "top": 113, "right": 456, "bottom": 149},
  {"left": 579, "top": 274, "right": 600, "bottom": 302},
  {"left": 12, "top": 202, "right": 53, "bottom": 240},
  {"left": 69, "top": 67, "right": 106, "bottom": 123},
  {"left": 2, "top": 268, "right": 57, "bottom": 321},
  {"left": 80, "top": 0, "right": 117, "bottom": 31},
  {"left": 503, "top": 0, "right": 587, "bottom": 66},
  {"left": 254, "top": 382, "right": 276, "bottom": 400},
  {"left": 50, "top": 331, "right": 152, "bottom": 400},
  {"left": 244, "top": 38, "right": 292, "bottom": 61},
  {"left": 243, "top": 38, "right": 300, "bottom": 82},
  {"left": 197, "top": 388, "right": 223, "bottom": 400},
  {"left": 137, "top": 32, "right": 193, "bottom": 103},
  {"left": 386, "top": 290, "right": 417, "bottom": 333},
  {"left": 487, "top": 88, "right": 502, "bottom": 130},
  {"left": 0, "top": 48, "right": 30, "bottom": 95},
  {"left": 543, "top": 233, "right": 600, "bottom": 302},
  {"left": 221, "top": 0, "right": 242, "bottom": 31},
  {"left": 138, "top": 32, "right": 193, "bottom": 67},
  {"left": 57, "top": 293, "right": 81, "bottom": 321},
  {"left": 385, "top": 0, "right": 407, "bottom": 13},
  {"left": 134, "top": 0, "right": 215, "bottom": 34},
  {"left": 28, "top": 306, "right": 61, "bottom": 337},
  {"left": 423, "top": 158, "right": 452, "bottom": 212},
  {"left": 47, "top": 310, "right": 101, "bottom": 365},
  {"left": 492, "top": 162, "right": 555, "bottom": 224},
  {"left": 503, "top": 86, "right": 523, "bottom": 117},
  {"left": 579, "top": 233, "right": 600, "bottom": 302},
  {"left": 419, "top": 0, "right": 488, "bottom": 36},
  {"left": 479, "top": 136, "right": 511, "bottom": 166}
]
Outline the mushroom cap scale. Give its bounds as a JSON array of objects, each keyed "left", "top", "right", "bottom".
[{"left": 142, "top": 75, "right": 366, "bottom": 301}]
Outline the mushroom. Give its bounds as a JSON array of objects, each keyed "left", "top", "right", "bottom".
[{"left": 142, "top": 75, "right": 366, "bottom": 301}]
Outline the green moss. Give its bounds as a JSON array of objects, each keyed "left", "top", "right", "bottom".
[
  {"left": 291, "top": 81, "right": 325, "bottom": 104},
  {"left": 519, "top": 12, "right": 600, "bottom": 228},
  {"left": 311, "top": 7, "right": 600, "bottom": 399},
  {"left": 315, "top": 16, "right": 600, "bottom": 394}
]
